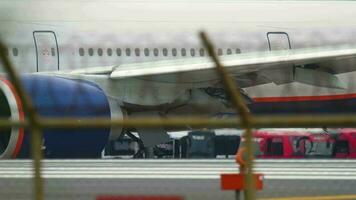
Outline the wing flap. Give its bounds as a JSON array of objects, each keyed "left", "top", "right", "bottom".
[
  {"left": 69, "top": 65, "right": 116, "bottom": 75},
  {"left": 51, "top": 45, "right": 356, "bottom": 88},
  {"left": 110, "top": 46, "right": 356, "bottom": 83},
  {"left": 294, "top": 67, "right": 346, "bottom": 89}
]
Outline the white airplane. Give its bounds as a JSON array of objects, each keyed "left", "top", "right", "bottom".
[{"left": 1, "top": 0, "right": 356, "bottom": 159}]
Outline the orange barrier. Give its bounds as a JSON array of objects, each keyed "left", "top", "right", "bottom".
[
  {"left": 221, "top": 173, "right": 263, "bottom": 190},
  {"left": 221, "top": 147, "right": 263, "bottom": 193}
]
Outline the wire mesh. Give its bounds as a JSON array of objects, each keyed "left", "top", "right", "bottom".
[{"left": 1, "top": 30, "right": 356, "bottom": 200}]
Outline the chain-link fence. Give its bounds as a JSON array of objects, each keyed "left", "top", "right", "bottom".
[{"left": 0, "top": 29, "right": 356, "bottom": 200}]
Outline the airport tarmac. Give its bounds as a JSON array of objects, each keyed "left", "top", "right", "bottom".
[{"left": 0, "top": 159, "right": 356, "bottom": 200}]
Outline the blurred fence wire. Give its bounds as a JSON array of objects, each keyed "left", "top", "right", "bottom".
[{"left": 0, "top": 32, "right": 356, "bottom": 200}]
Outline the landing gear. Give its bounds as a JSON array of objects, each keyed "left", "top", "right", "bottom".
[
  {"left": 125, "top": 131, "right": 156, "bottom": 158},
  {"left": 123, "top": 111, "right": 170, "bottom": 158},
  {"left": 144, "top": 147, "right": 155, "bottom": 158},
  {"left": 125, "top": 131, "right": 146, "bottom": 158},
  {"left": 130, "top": 111, "right": 170, "bottom": 158}
]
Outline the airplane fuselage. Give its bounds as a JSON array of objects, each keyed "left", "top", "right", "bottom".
[{"left": 1, "top": 0, "right": 356, "bottom": 114}]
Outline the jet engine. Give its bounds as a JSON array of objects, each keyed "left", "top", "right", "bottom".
[{"left": 0, "top": 74, "right": 118, "bottom": 159}]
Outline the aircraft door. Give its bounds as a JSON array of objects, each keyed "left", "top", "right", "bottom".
[
  {"left": 33, "top": 31, "right": 59, "bottom": 72},
  {"left": 267, "top": 32, "right": 291, "bottom": 50}
]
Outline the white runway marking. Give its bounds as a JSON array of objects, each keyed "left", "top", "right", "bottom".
[{"left": 1, "top": 159, "right": 356, "bottom": 180}]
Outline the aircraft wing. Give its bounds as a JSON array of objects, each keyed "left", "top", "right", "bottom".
[{"left": 63, "top": 45, "right": 356, "bottom": 89}]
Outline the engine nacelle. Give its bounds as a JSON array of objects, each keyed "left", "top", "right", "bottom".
[{"left": 0, "top": 75, "right": 113, "bottom": 159}]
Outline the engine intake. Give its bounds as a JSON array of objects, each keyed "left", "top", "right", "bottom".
[{"left": 0, "top": 75, "right": 112, "bottom": 159}]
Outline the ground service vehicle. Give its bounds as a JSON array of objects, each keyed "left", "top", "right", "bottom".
[
  {"left": 104, "top": 136, "right": 139, "bottom": 157},
  {"left": 333, "top": 129, "right": 356, "bottom": 158},
  {"left": 180, "top": 131, "right": 216, "bottom": 158},
  {"left": 215, "top": 135, "right": 240, "bottom": 158},
  {"left": 252, "top": 130, "right": 335, "bottom": 158},
  {"left": 105, "top": 129, "right": 356, "bottom": 159}
]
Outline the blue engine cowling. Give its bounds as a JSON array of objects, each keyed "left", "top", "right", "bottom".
[{"left": 0, "top": 74, "right": 112, "bottom": 159}]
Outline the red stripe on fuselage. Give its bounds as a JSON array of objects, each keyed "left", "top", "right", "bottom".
[{"left": 253, "top": 93, "right": 356, "bottom": 103}]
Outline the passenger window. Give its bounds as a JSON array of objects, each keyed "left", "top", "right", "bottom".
[
  {"left": 154, "top": 48, "right": 159, "bottom": 56},
  {"left": 227, "top": 48, "right": 232, "bottom": 55},
  {"left": 217, "top": 48, "right": 223, "bottom": 56},
  {"left": 51, "top": 48, "right": 55, "bottom": 56},
  {"left": 199, "top": 48, "right": 205, "bottom": 57},
  {"left": 181, "top": 48, "right": 186, "bottom": 56},
  {"left": 125, "top": 48, "right": 131, "bottom": 56},
  {"left": 79, "top": 48, "right": 85, "bottom": 56},
  {"left": 135, "top": 48, "right": 140, "bottom": 56},
  {"left": 190, "top": 48, "right": 195, "bottom": 57},
  {"left": 163, "top": 48, "right": 168, "bottom": 56},
  {"left": 12, "top": 48, "right": 18, "bottom": 56},
  {"left": 116, "top": 48, "right": 122, "bottom": 56},
  {"left": 236, "top": 48, "right": 241, "bottom": 54},
  {"left": 144, "top": 48, "right": 149, "bottom": 56},
  {"left": 98, "top": 48, "right": 103, "bottom": 56},
  {"left": 88, "top": 48, "right": 94, "bottom": 56},
  {"left": 107, "top": 48, "right": 112, "bottom": 56},
  {"left": 172, "top": 48, "right": 177, "bottom": 56}
]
